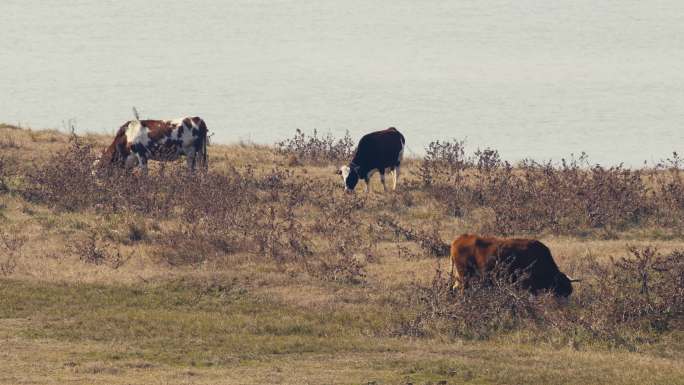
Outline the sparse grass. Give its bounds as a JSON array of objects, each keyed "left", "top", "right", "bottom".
[
  {"left": 0, "top": 278, "right": 398, "bottom": 365},
  {"left": 0, "top": 124, "right": 682, "bottom": 384},
  {"left": 0, "top": 278, "right": 682, "bottom": 385}
]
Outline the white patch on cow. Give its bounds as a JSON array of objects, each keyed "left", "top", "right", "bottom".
[
  {"left": 124, "top": 120, "right": 149, "bottom": 148},
  {"left": 159, "top": 117, "right": 198, "bottom": 159},
  {"left": 180, "top": 120, "right": 196, "bottom": 148},
  {"left": 90, "top": 158, "right": 101, "bottom": 176},
  {"left": 392, "top": 141, "right": 404, "bottom": 190},
  {"left": 340, "top": 165, "right": 350, "bottom": 184},
  {"left": 393, "top": 165, "right": 400, "bottom": 190}
]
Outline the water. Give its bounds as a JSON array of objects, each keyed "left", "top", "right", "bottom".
[{"left": 2, "top": 1, "right": 683, "bottom": 166}]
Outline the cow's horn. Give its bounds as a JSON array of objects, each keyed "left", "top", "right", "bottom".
[
  {"left": 568, "top": 277, "right": 582, "bottom": 283},
  {"left": 132, "top": 106, "right": 140, "bottom": 121}
]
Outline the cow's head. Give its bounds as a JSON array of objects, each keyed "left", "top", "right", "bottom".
[
  {"left": 553, "top": 272, "right": 573, "bottom": 298},
  {"left": 336, "top": 164, "right": 359, "bottom": 193}
]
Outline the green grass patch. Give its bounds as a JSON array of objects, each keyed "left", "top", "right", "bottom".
[{"left": 0, "top": 278, "right": 399, "bottom": 367}]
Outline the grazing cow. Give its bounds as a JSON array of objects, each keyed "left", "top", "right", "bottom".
[
  {"left": 98, "top": 117, "right": 208, "bottom": 173},
  {"left": 449, "top": 234, "right": 576, "bottom": 298},
  {"left": 336, "top": 127, "right": 405, "bottom": 193}
]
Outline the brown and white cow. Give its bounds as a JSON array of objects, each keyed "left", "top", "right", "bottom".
[
  {"left": 336, "top": 127, "right": 405, "bottom": 193},
  {"left": 449, "top": 234, "right": 576, "bottom": 298},
  {"left": 97, "top": 116, "right": 208, "bottom": 173}
]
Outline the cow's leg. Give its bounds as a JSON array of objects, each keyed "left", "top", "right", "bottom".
[
  {"left": 393, "top": 165, "right": 400, "bottom": 190},
  {"left": 380, "top": 170, "right": 387, "bottom": 192},
  {"left": 137, "top": 155, "right": 148, "bottom": 176},
  {"left": 186, "top": 148, "right": 197, "bottom": 172},
  {"left": 450, "top": 261, "right": 461, "bottom": 291},
  {"left": 124, "top": 154, "right": 139, "bottom": 170},
  {"left": 451, "top": 260, "right": 466, "bottom": 293}
]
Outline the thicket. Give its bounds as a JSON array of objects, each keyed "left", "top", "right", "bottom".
[
  {"left": 402, "top": 247, "right": 683, "bottom": 348},
  {"left": 275, "top": 128, "right": 354, "bottom": 164},
  {"left": 21, "top": 137, "right": 373, "bottom": 283},
  {"left": 417, "top": 140, "right": 684, "bottom": 236},
  {"left": 4, "top": 131, "right": 682, "bottom": 348}
]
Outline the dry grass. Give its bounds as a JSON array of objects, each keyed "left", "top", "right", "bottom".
[{"left": 0, "top": 125, "right": 682, "bottom": 384}]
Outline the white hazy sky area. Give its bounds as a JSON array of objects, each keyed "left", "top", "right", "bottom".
[{"left": 1, "top": 0, "right": 683, "bottom": 166}]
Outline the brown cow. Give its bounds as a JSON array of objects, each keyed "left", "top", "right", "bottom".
[
  {"left": 96, "top": 116, "right": 208, "bottom": 174},
  {"left": 449, "top": 234, "right": 575, "bottom": 297}
]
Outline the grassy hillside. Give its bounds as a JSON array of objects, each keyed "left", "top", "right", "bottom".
[{"left": 0, "top": 123, "right": 682, "bottom": 385}]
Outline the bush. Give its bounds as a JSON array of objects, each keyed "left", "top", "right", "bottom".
[
  {"left": 21, "top": 137, "right": 375, "bottom": 283},
  {"left": 276, "top": 129, "right": 354, "bottom": 164},
  {"left": 376, "top": 215, "right": 449, "bottom": 257},
  {"left": 408, "top": 264, "right": 551, "bottom": 340},
  {"left": 0, "top": 156, "right": 9, "bottom": 194},
  {"left": 0, "top": 226, "right": 25, "bottom": 276},
  {"left": 402, "top": 247, "right": 684, "bottom": 347},
  {"left": 417, "top": 139, "right": 468, "bottom": 186},
  {"left": 71, "top": 231, "right": 130, "bottom": 269},
  {"left": 418, "top": 145, "right": 684, "bottom": 236}
]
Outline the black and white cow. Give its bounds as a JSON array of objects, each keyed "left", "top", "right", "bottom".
[
  {"left": 97, "top": 116, "right": 208, "bottom": 174},
  {"left": 337, "top": 127, "right": 405, "bottom": 193}
]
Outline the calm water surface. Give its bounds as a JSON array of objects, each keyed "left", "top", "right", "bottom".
[{"left": 2, "top": 1, "right": 683, "bottom": 165}]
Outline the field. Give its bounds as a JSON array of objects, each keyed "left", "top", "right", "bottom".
[{"left": 0, "top": 123, "right": 682, "bottom": 385}]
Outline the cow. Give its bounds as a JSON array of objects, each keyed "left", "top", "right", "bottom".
[
  {"left": 97, "top": 116, "right": 208, "bottom": 174},
  {"left": 336, "top": 127, "right": 405, "bottom": 193},
  {"left": 449, "top": 234, "right": 576, "bottom": 298}
]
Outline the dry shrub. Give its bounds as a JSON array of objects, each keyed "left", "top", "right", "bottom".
[
  {"left": 276, "top": 129, "right": 354, "bottom": 164},
  {"left": 376, "top": 215, "right": 449, "bottom": 257},
  {"left": 284, "top": 154, "right": 301, "bottom": 167},
  {"left": 0, "top": 227, "right": 26, "bottom": 276},
  {"left": 0, "top": 156, "right": 10, "bottom": 194},
  {"left": 402, "top": 247, "right": 683, "bottom": 347},
  {"left": 418, "top": 143, "right": 684, "bottom": 235},
  {"left": 311, "top": 253, "right": 366, "bottom": 284},
  {"left": 71, "top": 231, "right": 130, "bottom": 269},
  {"left": 417, "top": 139, "right": 468, "bottom": 186},
  {"left": 22, "top": 138, "right": 372, "bottom": 282},
  {"left": 300, "top": 193, "right": 373, "bottom": 284},
  {"left": 126, "top": 220, "right": 148, "bottom": 243},
  {"left": 651, "top": 152, "right": 684, "bottom": 229},
  {"left": 407, "top": 265, "right": 550, "bottom": 340},
  {"left": 156, "top": 227, "right": 220, "bottom": 267},
  {"left": 572, "top": 247, "right": 684, "bottom": 341},
  {"left": 23, "top": 137, "right": 100, "bottom": 211}
]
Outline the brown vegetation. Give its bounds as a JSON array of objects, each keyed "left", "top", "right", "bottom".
[
  {"left": 0, "top": 125, "right": 682, "bottom": 384},
  {"left": 417, "top": 141, "right": 684, "bottom": 236}
]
